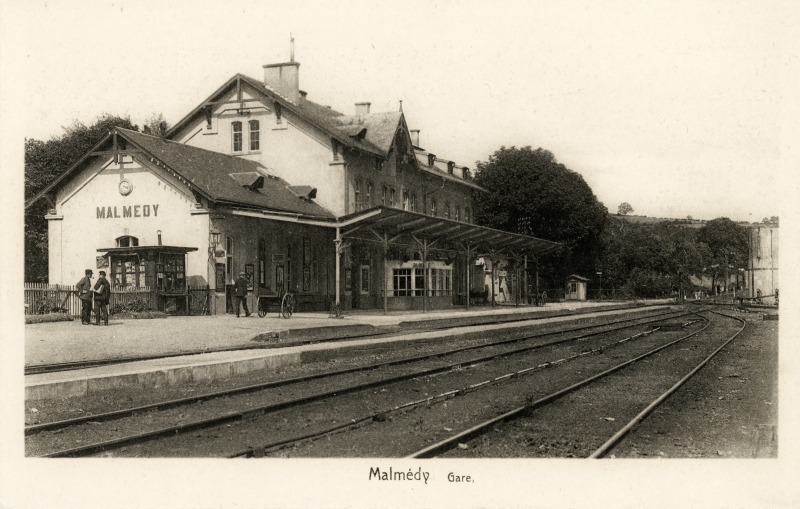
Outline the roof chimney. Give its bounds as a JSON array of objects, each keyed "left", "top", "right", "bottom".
[
  {"left": 409, "top": 129, "right": 420, "bottom": 147},
  {"left": 263, "top": 62, "right": 301, "bottom": 104},
  {"left": 355, "top": 102, "right": 371, "bottom": 117}
]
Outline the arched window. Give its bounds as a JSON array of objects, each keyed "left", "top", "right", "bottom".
[
  {"left": 411, "top": 194, "right": 417, "bottom": 212},
  {"left": 402, "top": 190, "right": 409, "bottom": 211},
  {"left": 115, "top": 235, "right": 139, "bottom": 248},
  {"left": 249, "top": 120, "right": 260, "bottom": 151},
  {"left": 231, "top": 122, "right": 243, "bottom": 152},
  {"left": 455, "top": 206, "right": 461, "bottom": 222}
]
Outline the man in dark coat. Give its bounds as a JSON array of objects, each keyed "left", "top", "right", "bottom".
[
  {"left": 93, "top": 270, "right": 111, "bottom": 325},
  {"left": 234, "top": 271, "right": 251, "bottom": 317},
  {"left": 76, "top": 269, "right": 94, "bottom": 325}
]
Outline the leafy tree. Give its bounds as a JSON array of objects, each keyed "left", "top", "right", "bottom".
[
  {"left": 473, "top": 146, "right": 608, "bottom": 287},
  {"left": 761, "top": 216, "right": 779, "bottom": 227},
  {"left": 24, "top": 114, "right": 140, "bottom": 282},
  {"left": 144, "top": 112, "right": 170, "bottom": 137},
  {"left": 617, "top": 202, "right": 633, "bottom": 215},
  {"left": 696, "top": 218, "right": 748, "bottom": 294}
]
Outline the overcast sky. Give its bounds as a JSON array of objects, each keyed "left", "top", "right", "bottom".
[{"left": 15, "top": 0, "right": 794, "bottom": 222}]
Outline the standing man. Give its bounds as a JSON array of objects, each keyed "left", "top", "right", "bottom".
[
  {"left": 76, "top": 269, "right": 94, "bottom": 325},
  {"left": 234, "top": 271, "right": 251, "bottom": 317},
  {"left": 93, "top": 270, "right": 111, "bottom": 326}
]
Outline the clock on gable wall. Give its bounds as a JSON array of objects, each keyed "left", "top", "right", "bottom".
[{"left": 119, "top": 179, "right": 133, "bottom": 196}]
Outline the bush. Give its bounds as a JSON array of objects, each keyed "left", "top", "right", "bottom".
[
  {"left": 34, "top": 295, "right": 69, "bottom": 314},
  {"left": 26, "top": 313, "right": 75, "bottom": 324},
  {"left": 109, "top": 298, "right": 151, "bottom": 315}
]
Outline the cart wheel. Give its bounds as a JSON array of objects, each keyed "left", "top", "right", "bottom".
[
  {"left": 281, "top": 293, "right": 294, "bottom": 319},
  {"left": 257, "top": 298, "right": 267, "bottom": 318},
  {"left": 540, "top": 291, "right": 547, "bottom": 306}
]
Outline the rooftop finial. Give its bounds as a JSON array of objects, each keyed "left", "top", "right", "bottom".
[
  {"left": 399, "top": 100, "right": 403, "bottom": 112},
  {"left": 290, "top": 33, "right": 295, "bottom": 62}
]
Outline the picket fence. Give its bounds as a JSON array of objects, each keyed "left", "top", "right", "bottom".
[{"left": 24, "top": 283, "right": 153, "bottom": 315}]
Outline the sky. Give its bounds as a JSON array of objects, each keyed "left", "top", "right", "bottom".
[{"left": 10, "top": 0, "right": 797, "bottom": 222}]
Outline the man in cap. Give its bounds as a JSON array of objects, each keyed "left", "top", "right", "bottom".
[
  {"left": 93, "top": 270, "right": 111, "bottom": 325},
  {"left": 76, "top": 269, "right": 94, "bottom": 325},
  {"left": 234, "top": 271, "right": 251, "bottom": 317}
]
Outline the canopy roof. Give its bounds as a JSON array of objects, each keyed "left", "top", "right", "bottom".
[
  {"left": 97, "top": 245, "right": 199, "bottom": 255},
  {"left": 336, "top": 206, "right": 559, "bottom": 256}
]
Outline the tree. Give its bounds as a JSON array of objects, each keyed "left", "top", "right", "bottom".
[
  {"left": 696, "top": 218, "right": 749, "bottom": 295},
  {"left": 617, "top": 202, "right": 633, "bottom": 215},
  {"left": 473, "top": 146, "right": 608, "bottom": 286},
  {"left": 761, "top": 216, "right": 779, "bottom": 227},
  {"left": 144, "top": 112, "right": 170, "bottom": 137},
  {"left": 25, "top": 114, "right": 140, "bottom": 282}
]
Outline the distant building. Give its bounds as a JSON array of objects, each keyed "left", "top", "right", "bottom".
[{"left": 746, "top": 225, "right": 778, "bottom": 303}]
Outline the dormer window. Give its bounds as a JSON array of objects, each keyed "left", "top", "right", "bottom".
[
  {"left": 427, "top": 154, "right": 435, "bottom": 167},
  {"left": 332, "top": 139, "right": 340, "bottom": 161},
  {"left": 375, "top": 158, "right": 383, "bottom": 172},
  {"left": 232, "top": 122, "right": 243, "bottom": 152},
  {"left": 273, "top": 101, "right": 282, "bottom": 124},
  {"left": 249, "top": 120, "right": 260, "bottom": 151},
  {"left": 447, "top": 162, "right": 455, "bottom": 174}
]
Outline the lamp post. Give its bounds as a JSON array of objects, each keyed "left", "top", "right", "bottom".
[
  {"left": 157, "top": 230, "right": 162, "bottom": 246},
  {"left": 596, "top": 271, "right": 602, "bottom": 300}
]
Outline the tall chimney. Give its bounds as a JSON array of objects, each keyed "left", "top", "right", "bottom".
[
  {"left": 263, "top": 62, "right": 301, "bottom": 104},
  {"left": 409, "top": 129, "right": 420, "bottom": 147},
  {"left": 355, "top": 102, "right": 371, "bottom": 117}
]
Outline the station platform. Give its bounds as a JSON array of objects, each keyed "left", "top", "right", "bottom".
[{"left": 25, "top": 300, "right": 673, "bottom": 400}]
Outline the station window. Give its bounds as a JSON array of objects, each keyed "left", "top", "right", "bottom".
[
  {"left": 366, "top": 182, "right": 373, "bottom": 207},
  {"left": 360, "top": 265, "right": 370, "bottom": 294},
  {"left": 111, "top": 257, "right": 145, "bottom": 288},
  {"left": 393, "top": 268, "right": 411, "bottom": 296},
  {"left": 390, "top": 188, "right": 396, "bottom": 208},
  {"left": 464, "top": 207, "right": 470, "bottom": 224},
  {"left": 249, "top": 120, "right": 260, "bottom": 151},
  {"left": 455, "top": 206, "right": 461, "bottom": 222},
  {"left": 157, "top": 255, "right": 185, "bottom": 293},
  {"left": 382, "top": 186, "right": 388, "bottom": 206},
  {"left": 354, "top": 179, "right": 363, "bottom": 210},
  {"left": 414, "top": 268, "right": 426, "bottom": 296},
  {"left": 444, "top": 202, "right": 451, "bottom": 219},
  {"left": 430, "top": 200, "right": 437, "bottom": 217},
  {"left": 410, "top": 194, "right": 418, "bottom": 212},
  {"left": 232, "top": 122, "right": 242, "bottom": 152},
  {"left": 402, "top": 190, "right": 409, "bottom": 211}
]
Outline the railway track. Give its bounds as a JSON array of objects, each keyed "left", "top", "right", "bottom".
[
  {"left": 27, "top": 308, "right": 689, "bottom": 457},
  {"left": 408, "top": 308, "right": 744, "bottom": 458},
  {"left": 24, "top": 305, "right": 656, "bottom": 376}
]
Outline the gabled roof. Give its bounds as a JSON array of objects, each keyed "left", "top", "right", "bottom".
[
  {"left": 25, "top": 128, "right": 334, "bottom": 219},
  {"left": 165, "top": 71, "right": 485, "bottom": 192},
  {"left": 120, "top": 129, "right": 334, "bottom": 218}
]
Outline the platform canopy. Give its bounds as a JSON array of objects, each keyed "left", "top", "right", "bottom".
[{"left": 336, "top": 206, "right": 559, "bottom": 256}]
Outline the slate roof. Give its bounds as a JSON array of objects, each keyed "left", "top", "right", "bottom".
[{"left": 120, "top": 129, "right": 334, "bottom": 218}]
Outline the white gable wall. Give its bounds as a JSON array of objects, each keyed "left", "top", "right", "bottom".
[
  {"left": 50, "top": 156, "right": 210, "bottom": 286},
  {"left": 173, "top": 85, "right": 345, "bottom": 217}
]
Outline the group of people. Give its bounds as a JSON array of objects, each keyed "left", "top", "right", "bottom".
[{"left": 75, "top": 269, "right": 111, "bottom": 325}]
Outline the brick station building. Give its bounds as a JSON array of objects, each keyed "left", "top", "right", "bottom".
[{"left": 26, "top": 57, "right": 558, "bottom": 315}]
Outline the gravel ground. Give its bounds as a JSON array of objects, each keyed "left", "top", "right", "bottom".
[{"left": 442, "top": 309, "right": 776, "bottom": 459}]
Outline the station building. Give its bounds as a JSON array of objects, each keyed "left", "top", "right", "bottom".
[{"left": 26, "top": 57, "right": 558, "bottom": 314}]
